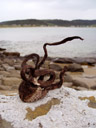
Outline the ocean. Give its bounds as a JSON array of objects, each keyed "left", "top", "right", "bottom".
[{"left": 0, "top": 27, "right": 96, "bottom": 58}]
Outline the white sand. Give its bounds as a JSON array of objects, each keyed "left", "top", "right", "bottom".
[{"left": 0, "top": 86, "right": 96, "bottom": 128}]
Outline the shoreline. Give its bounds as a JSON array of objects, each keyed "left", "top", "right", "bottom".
[
  {"left": 1, "top": 50, "right": 96, "bottom": 64},
  {"left": 0, "top": 26, "right": 96, "bottom": 28},
  {"left": 0, "top": 50, "right": 96, "bottom": 92}
]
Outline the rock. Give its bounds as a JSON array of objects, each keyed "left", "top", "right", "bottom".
[
  {"left": 0, "top": 85, "right": 11, "bottom": 90},
  {"left": 72, "top": 86, "right": 88, "bottom": 91},
  {"left": 0, "top": 71, "right": 10, "bottom": 77},
  {"left": 49, "top": 64, "right": 62, "bottom": 71},
  {"left": 72, "top": 80, "right": 89, "bottom": 89},
  {"left": 15, "top": 58, "right": 23, "bottom": 64},
  {"left": 73, "top": 57, "right": 96, "bottom": 65},
  {"left": 2, "top": 64, "right": 15, "bottom": 71},
  {"left": 0, "top": 79, "right": 2, "bottom": 85},
  {"left": 3, "top": 52, "right": 20, "bottom": 57},
  {"left": 64, "top": 73, "right": 73, "bottom": 82},
  {"left": 0, "top": 48, "right": 6, "bottom": 51},
  {"left": 14, "top": 65, "right": 21, "bottom": 70},
  {"left": 0, "top": 60, "right": 3, "bottom": 65},
  {"left": 2, "top": 77, "right": 21, "bottom": 86},
  {"left": 90, "top": 85, "right": 96, "bottom": 90},
  {"left": 0, "top": 53, "right": 5, "bottom": 58},
  {"left": 52, "top": 57, "right": 96, "bottom": 65},
  {"left": 3, "top": 58, "right": 14, "bottom": 66},
  {"left": 8, "top": 70, "right": 20, "bottom": 78},
  {"left": 67, "top": 63, "right": 84, "bottom": 72},
  {"left": 52, "top": 58, "right": 73, "bottom": 63},
  {"left": 63, "top": 82, "right": 73, "bottom": 88},
  {"left": 1, "top": 86, "right": 96, "bottom": 128},
  {"left": 0, "top": 66, "right": 4, "bottom": 71}
]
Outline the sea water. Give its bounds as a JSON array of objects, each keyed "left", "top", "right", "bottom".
[{"left": 0, "top": 27, "right": 96, "bottom": 57}]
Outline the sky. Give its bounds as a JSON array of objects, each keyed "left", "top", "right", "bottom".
[{"left": 0, "top": 0, "right": 96, "bottom": 22}]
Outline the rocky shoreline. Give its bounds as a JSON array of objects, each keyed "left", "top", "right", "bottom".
[
  {"left": 0, "top": 49, "right": 96, "bottom": 128},
  {"left": 0, "top": 50, "right": 96, "bottom": 93}
]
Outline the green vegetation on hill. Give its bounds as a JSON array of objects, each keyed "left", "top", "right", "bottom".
[{"left": 0, "top": 19, "right": 96, "bottom": 27}]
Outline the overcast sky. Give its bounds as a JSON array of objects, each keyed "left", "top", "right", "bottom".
[{"left": 0, "top": 0, "right": 96, "bottom": 22}]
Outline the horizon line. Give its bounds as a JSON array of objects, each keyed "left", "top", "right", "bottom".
[{"left": 0, "top": 18, "right": 96, "bottom": 23}]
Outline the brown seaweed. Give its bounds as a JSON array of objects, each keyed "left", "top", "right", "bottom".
[{"left": 18, "top": 36, "right": 83, "bottom": 102}]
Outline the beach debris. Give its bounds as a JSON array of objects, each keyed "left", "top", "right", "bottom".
[{"left": 18, "top": 36, "right": 83, "bottom": 102}]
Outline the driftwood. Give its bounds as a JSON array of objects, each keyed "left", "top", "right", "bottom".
[{"left": 19, "top": 36, "right": 83, "bottom": 102}]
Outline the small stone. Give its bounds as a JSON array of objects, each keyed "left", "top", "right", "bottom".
[
  {"left": 49, "top": 64, "right": 62, "bottom": 71},
  {"left": 52, "top": 58, "right": 73, "bottom": 63},
  {"left": 0, "top": 47, "right": 6, "bottom": 51},
  {"left": 3, "top": 52, "right": 20, "bottom": 57},
  {"left": 16, "top": 58, "right": 22, "bottom": 64},
  {"left": 67, "top": 63, "right": 84, "bottom": 72},
  {"left": 90, "top": 85, "right": 96, "bottom": 90},
  {"left": 0, "top": 85, "right": 11, "bottom": 90},
  {"left": 0, "top": 60, "right": 3, "bottom": 65},
  {"left": 63, "top": 82, "right": 73, "bottom": 88},
  {"left": 2, "top": 64, "right": 15, "bottom": 71},
  {"left": 3, "top": 58, "right": 14, "bottom": 66},
  {"left": 64, "top": 73, "right": 73, "bottom": 82},
  {"left": 0, "top": 53, "right": 5, "bottom": 58},
  {"left": 0, "top": 79, "right": 2, "bottom": 85},
  {"left": 0, "top": 66, "right": 4, "bottom": 71},
  {"left": 2, "top": 77, "right": 21, "bottom": 86},
  {"left": 0, "top": 71, "right": 10, "bottom": 77},
  {"left": 8, "top": 70, "right": 20, "bottom": 78},
  {"left": 72, "top": 86, "right": 88, "bottom": 91},
  {"left": 14, "top": 65, "right": 21, "bottom": 70},
  {"left": 72, "top": 80, "right": 89, "bottom": 89}
]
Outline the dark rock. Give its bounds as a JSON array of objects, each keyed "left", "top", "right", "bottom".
[
  {"left": 72, "top": 86, "right": 88, "bottom": 91},
  {"left": 0, "top": 65, "right": 4, "bottom": 71},
  {"left": 0, "top": 60, "right": 3, "bottom": 65},
  {"left": 72, "top": 80, "right": 89, "bottom": 89},
  {"left": 52, "top": 57, "right": 96, "bottom": 65},
  {"left": 64, "top": 73, "right": 73, "bottom": 82},
  {"left": 3, "top": 52, "right": 20, "bottom": 57},
  {"left": 49, "top": 64, "right": 62, "bottom": 71},
  {"left": 3, "top": 58, "right": 14, "bottom": 66},
  {"left": 16, "top": 58, "right": 23, "bottom": 64},
  {"left": 67, "top": 63, "right": 84, "bottom": 72},
  {"left": 90, "top": 85, "right": 96, "bottom": 90},
  {"left": 14, "top": 65, "right": 21, "bottom": 70},
  {"left": 0, "top": 53, "right": 5, "bottom": 58},
  {"left": 73, "top": 57, "right": 96, "bottom": 65},
  {"left": 0, "top": 48, "right": 6, "bottom": 51},
  {"left": 2, "top": 64, "right": 15, "bottom": 71},
  {"left": 52, "top": 58, "right": 73, "bottom": 64}
]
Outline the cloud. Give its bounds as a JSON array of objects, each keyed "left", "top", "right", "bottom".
[{"left": 0, "top": 0, "right": 96, "bottom": 21}]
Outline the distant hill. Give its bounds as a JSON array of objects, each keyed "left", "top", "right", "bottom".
[{"left": 0, "top": 19, "right": 96, "bottom": 27}]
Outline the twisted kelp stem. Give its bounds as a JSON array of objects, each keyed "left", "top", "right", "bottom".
[
  {"left": 19, "top": 36, "right": 83, "bottom": 102},
  {"left": 37, "top": 36, "right": 83, "bottom": 69}
]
